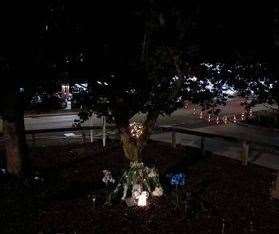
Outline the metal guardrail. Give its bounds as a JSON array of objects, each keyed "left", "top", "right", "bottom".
[
  {"left": 157, "top": 126, "right": 239, "bottom": 142},
  {"left": 24, "top": 126, "right": 113, "bottom": 135},
  {"left": 157, "top": 125, "right": 279, "bottom": 165},
  {"left": 1, "top": 124, "right": 279, "bottom": 165},
  {"left": 158, "top": 125, "right": 279, "bottom": 148},
  {"left": 25, "top": 125, "right": 113, "bottom": 146}
]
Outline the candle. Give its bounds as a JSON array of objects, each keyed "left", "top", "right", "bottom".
[{"left": 137, "top": 191, "right": 148, "bottom": 207}]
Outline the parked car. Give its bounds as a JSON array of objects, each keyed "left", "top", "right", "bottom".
[{"left": 28, "top": 93, "right": 67, "bottom": 111}]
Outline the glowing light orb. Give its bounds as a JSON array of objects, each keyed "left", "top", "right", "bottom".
[
  {"left": 249, "top": 109, "right": 253, "bottom": 117},
  {"left": 137, "top": 191, "right": 148, "bottom": 207},
  {"left": 241, "top": 112, "right": 245, "bottom": 121},
  {"left": 208, "top": 114, "right": 211, "bottom": 123},
  {"left": 223, "top": 116, "right": 228, "bottom": 125},
  {"left": 199, "top": 112, "right": 203, "bottom": 119}
]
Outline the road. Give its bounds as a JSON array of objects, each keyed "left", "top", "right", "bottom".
[
  {"left": 24, "top": 108, "right": 209, "bottom": 130},
  {"left": 23, "top": 98, "right": 276, "bottom": 131},
  {"left": 25, "top": 114, "right": 79, "bottom": 130},
  {"left": 0, "top": 98, "right": 274, "bottom": 132}
]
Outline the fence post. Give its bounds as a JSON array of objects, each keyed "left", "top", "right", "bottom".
[
  {"left": 272, "top": 172, "right": 279, "bottom": 200},
  {"left": 90, "top": 115, "right": 94, "bottom": 143},
  {"left": 241, "top": 140, "right": 249, "bottom": 166},
  {"left": 90, "top": 130, "right": 94, "bottom": 143},
  {"left": 102, "top": 116, "right": 106, "bottom": 147},
  {"left": 201, "top": 137, "right": 206, "bottom": 156},
  {"left": 82, "top": 131, "right": 86, "bottom": 144},
  {"left": 171, "top": 131, "right": 176, "bottom": 148},
  {"left": 31, "top": 133, "right": 36, "bottom": 146}
]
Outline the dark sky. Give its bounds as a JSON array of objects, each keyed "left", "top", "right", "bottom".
[
  {"left": 0, "top": 1, "right": 274, "bottom": 68},
  {"left": 199, "top": 2, "right": 273, "bottom": 61}
]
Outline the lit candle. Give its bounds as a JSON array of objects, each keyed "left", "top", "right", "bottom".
[
  {"left": 137, "top": 191, "right": 148, "bottom": 207},
  {"left": 208, "top": 114, "right": 211, "bottom": 123},
  {"left": 223, "top": 116, "right": 228, "bottom": 125},
  {"left": 199, "top": 112, "right": 203, "bottom": 119},
  {"left": 249, "top": 109, "right": 253, "bottom": 118}
]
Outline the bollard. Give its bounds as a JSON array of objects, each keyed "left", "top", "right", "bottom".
[
  {"left": 90, "top": 130, "right": 94, "bottom": 143},
  {"left": 90, "top": 115, "right": 94, "bottom": 143},
  {"left": 201, "top": 137, "right": 206, "bottom": 156},
  {"left": 102, "top": 116, "right": 106, "bottom": 147},
  {"left": 241, "top": 141, "right": 249, "bottom": 166},
  {"left": 272, "top": 172, "right": 279, "bottom": 200},
  {"left": 31, "top": 133, "right": 36, "bottom": 145},
  {"left": 82, "top": 131, "right": 86, "bottom": 144},
  {"left": 171, "top": 131, "right": 176, "bottom": 148}
]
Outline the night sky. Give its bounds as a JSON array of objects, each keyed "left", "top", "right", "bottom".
[
  {"left": 199, "top": 2, "right": 273, "bottom": 61},
  {"left": 0, "top": 1, "right": 275, "bottom": 72}
]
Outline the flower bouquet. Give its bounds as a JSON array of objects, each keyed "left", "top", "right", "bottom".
[{"left": 112, "top": 162, "right": 163, "bottom": 207}]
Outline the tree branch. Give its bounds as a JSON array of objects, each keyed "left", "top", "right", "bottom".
[{"left": 138, "top": 110, "right": 159, "bottom": 149}]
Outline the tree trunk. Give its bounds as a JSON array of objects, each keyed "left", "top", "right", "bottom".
[
  {"left": 3, "top": 115, "right": 28, "bottom": 176},
  {"left": 2, "top": 91, "right": 29, "bottom": 176},
  {"left": 120, "top": 132, "right": 140, "bottom": 162},
  {"left": 119, "top": 111, "right": 159, "bottom": 162}
]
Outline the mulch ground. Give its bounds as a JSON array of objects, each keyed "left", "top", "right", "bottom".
[{"left": 0, "top": 141, "right": 279, "bottom": 234}]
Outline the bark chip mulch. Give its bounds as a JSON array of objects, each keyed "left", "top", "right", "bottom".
[{"left": 0, "top": 141, "right": 279, "bottom": 233}]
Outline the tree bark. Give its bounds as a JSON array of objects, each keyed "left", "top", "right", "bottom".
[
  {"left": 3, "top": 114, "right": 28, "bottom": 176},
  {"left": 2, "top": 93, "right": 29, "bottom": 176},
  {"left": 119, "top": 110, "right": 159, "bottom": 162},
  {"left": 120, "top": 131, "right": 140, "bottom": 162}
]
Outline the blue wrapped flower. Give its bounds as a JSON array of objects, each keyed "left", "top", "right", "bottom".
[{"left": 169, "top": 173, "right": 186, "bottom": 186}]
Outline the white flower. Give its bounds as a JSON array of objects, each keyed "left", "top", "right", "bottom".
[
  {"left": 137, "top": 191, "right": 149, "bottom": 207},
  {"left": 132, "top": 184, "right": 142, "bottom": 192},
  {"left": 139, "top": 169, "right": 143, "bottom": 177},
  {"left": 152, "top": 187, "right": 163, "bottom": 197},
  {"left": 102, "top": 169, "right": 109, "bottom": 174},
  {"left": 1, "top": 168, "right": 6, "bottom": 174},
  {"left": 132, "top": 184, "right": 142, "bottom": 199},
  {"left": 132, "top": 190, "right": 141, "bottom": 200},
  {"left": 102, "top": 170, "right": 115, "bottom": 185},
  {"left": 148, "top": 168, "right": 157, "bottom": 178}
]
